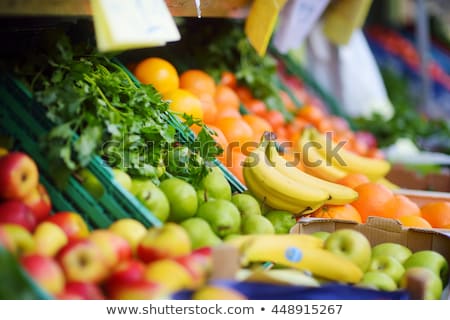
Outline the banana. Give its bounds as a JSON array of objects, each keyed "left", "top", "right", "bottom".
[
  {"left": 243, "top": 143, "right": 330, "bottom": 213},
  {"left": 241, "top": 236, "right": 363, "bottom": 284},
  {"left": 308, "top": 128, "right": 391, "bottom": 180},
  {"left": 297, "top": 129, "right": 348, "bottom": 182},
  {"left": 243, "top": 269, "right": 321, "bottom": 287},
  {"left": 243, "top": 168, "right": 322, "bottom": 215},
  {"left": 229, "top": 233, "right": 325, "bottom": 251},
  {"left": 266, "top": 141, "right": 358, "bottom": 205}
]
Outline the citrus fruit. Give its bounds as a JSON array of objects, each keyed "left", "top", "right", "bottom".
[
  {"left": 242, "top": 114, "right": 273, "bottom": 143},
  {"left": 219, "top": 71, "right": 237, "bottom": 89},
  {"left": 197, "top": 92, "right": 218, "bottom": 124},
  {"left": 164, "top": 89, "right": 204, "bottom": 121},
  {"left": 134, "top": 57, "right": 179, "bottom": 95},
  {"left": 398, "top": 215, "right": 432, "bottom": 229},
  {"left": 215, "top": 117, "right": 254, "bottom": 152},
  {"left": 379, "top": 195, "right": 421, "bottom": 219},
  {"left": 335, "top": 173, "right": 370, "bottom": 189},
  {"left": 420, "top": 201, "right": 450, "bottom": 228},
  {"left": 179, "top": 69, "right": 216, "bottom": 96},
  {"left": 244, "top": 99, "right": 267, "bottom": 116},
  {"left": 351, "top": 182, "right": 394, "bottom": 222},
  {"left": 214, "top": 84, "right": 240, "bottom": 112},
  {"left": 311, "top": 204, "right": 362, "bottom": 223}
]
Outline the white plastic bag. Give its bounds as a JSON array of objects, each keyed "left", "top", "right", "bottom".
[{"left": 306, "top": 24, "right": 394, "bottom": 120}]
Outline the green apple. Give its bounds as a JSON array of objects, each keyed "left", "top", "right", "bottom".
[
  {"left": 159, "top": 178, "right": 198, "bottom": 222},
  {"left": 180, "top": 217, "right": 222, "bottom": 250},
  {"left": 371, "top": 242, "right": 412, "bottom": 264},
  {"left": 311, "top": 231, "right": 331, "bottom": 241},
  {"left": 360, "top": 271, "right": 397, "bottom": 291},
  {"left": 134, "top": 185, "right": 170, "bottom": 223},
  {"left": 198, "top": 167, "right": 232, "bottom": 202},
  {"left": 130, "top": 179, "right": 155, "bottom": 196},
  {"left": 324, "top": 229, "right": 372, "bottom": 272},
  {"left": 231, "top": 194, "right": 262, "bottom": 217},
  {"left": 403, "top": 250, "right": 449, "bottom": 285},
  {"left": 0, "top": 224, "right": 35, "bottom": 255},
  {"left": 400, "top": 267, "right": 443, "bottom": 300},
  {"left": 241, "top": 214, "right": 274, "bottom": 235},
  {"left": 77, "top": 168, "right": 104, "bottom": 199},
  {"left": 368, "top": 255, "right": 405, "bottom": 284},
  {"left": 196, "top": 199, "right": 241, "bottom": 238},
  {"left": 112, "top": 168, "right": 132, "bottom": 191},
  {"left": 264, "top": 210, "right": 296, "bottom": 234}
]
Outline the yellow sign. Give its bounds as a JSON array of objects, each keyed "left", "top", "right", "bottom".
[
  {"left": 91, "top": 0, "right": 180, "bottom": 52},
  {"left": 245, "top": 0, "right": 288, "bottom": 56}
]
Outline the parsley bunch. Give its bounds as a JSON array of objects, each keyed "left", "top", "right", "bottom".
[{"left": 16, "top": 34, "right": 221, "bottom": 187}]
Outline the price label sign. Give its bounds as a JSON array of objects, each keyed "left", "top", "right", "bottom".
[
  {"left": 245, "top": 0, "right": 288, "bottom": 56},
  {"left": 91, "top": 0, "right": 180, "bottom": 52},
  {"left": 273, "top": 0, "right": 330, "bottom": 53}
]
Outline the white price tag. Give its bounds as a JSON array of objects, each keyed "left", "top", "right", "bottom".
[
  {"left": 91, "top": 0, "right": 181, "bottom": 52},
  {"left": 273, "top": 0, "right": 330, "bottom": 53}
]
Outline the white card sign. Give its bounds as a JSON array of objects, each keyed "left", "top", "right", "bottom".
[{"left": 273, "top": 0, "right": 330, "bottom": 53}]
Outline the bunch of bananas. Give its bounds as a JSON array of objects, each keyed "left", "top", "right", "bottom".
[
  {"left": 243, "top": 133, "right": 358, "bottom": 215},
  {"left": 226, "top": 233, "right": 363, "bottom": 284},
  {"left": 298, "top": 127, "right": 391, "bottom": 183}
]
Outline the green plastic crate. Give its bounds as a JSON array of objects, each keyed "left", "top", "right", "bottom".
[
  {"left": 115, "top": 60, "right": 247, "bottom": 194},
  {"left": 0, "top": 73, "right": 162, "bottom": 230}
]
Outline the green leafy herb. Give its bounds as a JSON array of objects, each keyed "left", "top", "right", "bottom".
[{"left": 15, "top": 33, "right": 221, "bottom": 187}]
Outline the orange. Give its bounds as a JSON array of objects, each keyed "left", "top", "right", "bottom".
[
  {"left": 379, "top": 195, "right": 421, "bottom": 219},
  {"left": 234, "top": 86, "right": 253, "bottom": 103},
  {"left": 179, "top": 69, "right": 216, "bottom": 96},
  {"left": 398, "top": 215, "right": 432, "bottom": 229},
  {"left": 351, "top": 182, "right": 394, "bottom": 222},
  {"left": 164, "top": 89, "right": 203, "bottom": 121},
  {"left": 214, "top": 84, "right": 240, "bottom": 112},
  {"left": 219, "top": 71, "right": 237, "bottom": 89},
  {"left": 311, "top": 204, "right": 362, "bottom": 223},
  {"left": 335, "top": 173, "right": 370, "bottom": 189},
  {"left": 420, "top": 201, "right": 450, "bottom": 228},
  {"left": 197, "top": 92, "right": 218, "bottom": 124},
  {"left": 296, "top": 105, "right": 326, "bottom": 126},
  {"left": 134, "top": 57, "right": 179, "bottom": 95},
  {"left": 224, "top": 150, "right": 246, "bottom": 185},
  {"left": 215, "top": 117, "right": 254, "bottom": 154},
  {"left": 215, "top": 108, "right": 242, "bottom": 121},
  {"left": 244, "top": 99, "right": 267, "bottom": 116},
  {"left": 263, "top": 110, "right": 285, "bottom": 131},
  {"left": 206, "top": 124, "right": 229, "bottom": 164},
  {"left": 242, "top": 114, "right": 273, "bottom": 143}
]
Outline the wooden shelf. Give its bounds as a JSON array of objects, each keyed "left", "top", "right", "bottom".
[{"left": 0, "top": 0, "right": 251, "bottom": 18}]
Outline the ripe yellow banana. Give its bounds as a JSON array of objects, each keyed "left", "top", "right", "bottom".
[
  {"left": 230, "top": 233, "right": 324, "bottom": 251},
  {"left": 308, "top": 128, "right": 391, "bottom": 180},
  {"left": 241, "top": 236, "right": 363, "bottom": 284},
  {"left": 297, "top": 129, "right": 348, "bottom": 182},
  {"left": 266, "top": 141, "right": 358, "bottom": 205},
  {"left": 243, "top": 168, "right": 322, "bottom": 215},
  {"left": 243, "top": 143, "right": 330, "bottom": 213}
]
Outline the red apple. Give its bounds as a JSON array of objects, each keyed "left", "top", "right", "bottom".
[
  {"left": 56, "top": 291, "right": 84, "bottom": 300},
  {"left": 175, "top": 248, "right": 212, "bottom": 288},
  {"left": 33, "top": 222, "right": 68, "bottom": 257},
  {"left": 20, "top": 254, "right": 65, "bottom": 295},
  {"left": 137, "top": 223, "right": 191, "bottom": 263},
  {"left": 45, "top": 212, "right": 89, "bottom": 241},
  {"left": 63, "top": 282, "right": 105, "bottom": 300},
  {"left": 57, "top": 238, "right": 109, "bottom": 283},
  {"left": 0, "top": 152, "right": 39, "bottom": 200},
  {"left": 89, "top": 230, "right": 132, "bottom": 268},
  {"left": 106, "top": 280, "right": 164, "bottom": 300},
  {"left": 21, "top": 184, "right": 52, "bottom": 223},
  {"left": 107, "top": 259, "right": 146, "bottom": 285},
  {"left": 0, "top": 200, "right": 37, "bottom": 231},
  {"left": 0, "top": 147, "right": 8, "bottom": 158}
]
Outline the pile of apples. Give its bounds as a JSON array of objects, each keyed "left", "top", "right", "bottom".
[
  {"left": 313, "top": 229, "right": 449, "bottom": 299},
  {"left": 0, "top": 150, "right": 214, "bottom": 299}
]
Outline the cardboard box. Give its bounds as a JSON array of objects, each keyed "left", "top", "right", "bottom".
[
  {"left": 394, "top": 188, "right": 450, "bottom": 208},
  {"left": 292, "top": 216, "right": 450, "bottom": 299}
]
